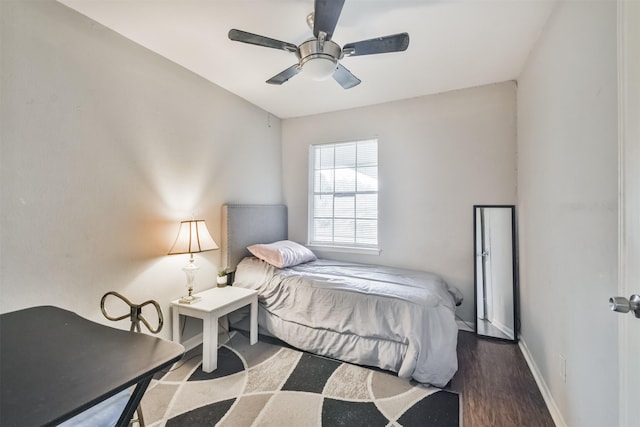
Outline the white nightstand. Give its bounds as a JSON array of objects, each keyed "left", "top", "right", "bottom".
[{"left": 171, "top": 286, "right": 258, "bottom": 373}]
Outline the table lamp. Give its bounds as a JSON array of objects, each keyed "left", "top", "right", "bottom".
[{"left": 168, "top": 219, "right": 218, "bottom": 304}]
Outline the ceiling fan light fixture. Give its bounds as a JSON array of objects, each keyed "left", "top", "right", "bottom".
[
  {"left": 298, "top": 38, "right": 341, "bottom": 81},
  {"left": 302, "top": 56, "right": 337, "bottom": 81}
]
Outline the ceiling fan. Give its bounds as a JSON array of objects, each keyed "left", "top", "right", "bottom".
[{"left": 228, "top": 0, "right": 410, "bottom": 89}]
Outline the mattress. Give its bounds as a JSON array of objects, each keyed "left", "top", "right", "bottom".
[{"left": 231, "top": 257, "right": 462, "bottom": 386}]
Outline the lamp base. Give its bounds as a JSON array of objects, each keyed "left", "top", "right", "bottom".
[
  {"left": 178, "top": 295, "right": 201, "bottom": 304},
  {"left": 179, "top": 258, "right": 201, "bottom": 304}
]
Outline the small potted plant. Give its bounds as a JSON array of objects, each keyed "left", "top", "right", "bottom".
[{"left": 217, "top": 268, "right": 228, "bottom": 287}]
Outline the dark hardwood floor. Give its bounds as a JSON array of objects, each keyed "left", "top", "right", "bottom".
[{"left": 449, "top": 331, "right": 555, "bottom": 427}]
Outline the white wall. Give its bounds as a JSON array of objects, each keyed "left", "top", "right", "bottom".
[
  {"left": 517, "top": 1, "right": 618, "bottom": 426},
  {"left": 0, "top": 0, "right": 283, "bottom": 340},
  {"left": 282, "top": 82, "right": 517, "bottom": 322}
]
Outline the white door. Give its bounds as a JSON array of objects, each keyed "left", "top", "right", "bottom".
[{"left": 617, "top": 1, "right": 639, "bottom": 426}]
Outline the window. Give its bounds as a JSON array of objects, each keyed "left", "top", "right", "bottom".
[{"left": 308, "top": 139, "right": 378, "bottom": 250}]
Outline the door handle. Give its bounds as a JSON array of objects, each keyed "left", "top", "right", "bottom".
[{"left": 609, "top": 294, "right": 640, "bottom": 318}]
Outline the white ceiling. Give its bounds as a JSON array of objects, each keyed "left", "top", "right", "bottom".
[{"left": 57, "top": 0, "right": 556, "bottom": 119}]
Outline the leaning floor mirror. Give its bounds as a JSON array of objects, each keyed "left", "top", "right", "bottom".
[{"left": 474, "top": 205, "right": 518, "bottom": 342}]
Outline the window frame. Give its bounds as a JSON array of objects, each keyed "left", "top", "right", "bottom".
[{"left": 307, "top": 138, "right": 380, "bottom": 254}]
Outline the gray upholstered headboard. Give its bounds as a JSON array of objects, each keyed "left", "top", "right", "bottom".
[{"left": 221, "top": 204, "right": 288, "bottom": 272}]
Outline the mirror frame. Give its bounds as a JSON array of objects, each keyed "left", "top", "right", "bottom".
[{"left": 473, "top": 205, "right": 519, "bottom": 342}]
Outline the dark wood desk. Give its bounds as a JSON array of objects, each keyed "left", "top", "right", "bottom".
[{"left": 0, "top": 305, "right": 184, "bottom": 427}]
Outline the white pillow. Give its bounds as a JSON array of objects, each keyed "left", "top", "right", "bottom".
[{"left": 247, "top": 240, "right": 317, "bottom": 268}]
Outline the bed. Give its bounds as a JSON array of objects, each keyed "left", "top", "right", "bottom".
[{"left": 222, "top": 204, "right": 462, "bottom": 387}]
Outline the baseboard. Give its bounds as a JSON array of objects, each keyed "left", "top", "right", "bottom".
[
  {"left": 181, "top": 332, "right": 204, "bottom": 352},
  {"left": 490, "top": 319, "right": 514, "bottom": 339},
  {"left": 456, "top": 319, "right": 475, "bottom": 332},
  {"left": 518, "top": 338, "right": 567, "bottom": 427},
  {"left": 179, "top": 330, "right": 238, "bottom": 353}
]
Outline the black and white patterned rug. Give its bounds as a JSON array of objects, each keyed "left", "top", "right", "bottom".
[{"left": 142, "top": 332, "right": 460, "bottom": 426}]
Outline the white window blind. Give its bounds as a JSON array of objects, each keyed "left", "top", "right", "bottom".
[{"left": 309, "top": 139, "right": 378, "bottom": 248}]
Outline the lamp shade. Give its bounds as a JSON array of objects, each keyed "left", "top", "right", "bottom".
[{"left": 168, "top": 220, "right": 218, "bottom": 255}]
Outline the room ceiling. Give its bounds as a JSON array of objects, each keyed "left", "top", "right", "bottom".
[{"left": 57, "top": 0, "right": 556, "bottom": 119}]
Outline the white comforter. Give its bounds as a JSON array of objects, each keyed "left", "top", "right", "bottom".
[{"left": 232, "top": 257, "right": 462, "bottom": 386}]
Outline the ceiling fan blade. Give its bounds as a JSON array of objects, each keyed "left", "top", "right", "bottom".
[
  {"left": 343, "top": 33, "right": 410, "bottom": 57},
  {"left": 333, "top": 63, "right": 361, "bottom": 89},
  {"left": 266, "top": 65, "right": 301, "bottom": 85},
  {"left": 313, "top": 0, "right": 345, "bottom": 40},
  {"left": 228, "top": 29, "right": 297, "bottom": 52}
]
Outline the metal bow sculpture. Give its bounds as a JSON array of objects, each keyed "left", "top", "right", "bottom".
[{"left": 100, "top": 291, "right": 163, "bottom": 334}]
